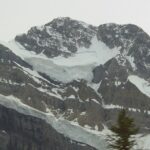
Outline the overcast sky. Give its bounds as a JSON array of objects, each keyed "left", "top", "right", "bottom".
[{"left": 0, "top": 0, "right": 150, "bottom": 41}]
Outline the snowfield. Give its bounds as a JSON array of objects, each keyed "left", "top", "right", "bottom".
[
  {"left": 25, "top": 57, "right": 95, "bottom": 83},
  {"left": 1, "top": 37, "right": 120, "bottom": 83},
  {"left": 128, "top": 75, "right": 150, "bottom": 98}
]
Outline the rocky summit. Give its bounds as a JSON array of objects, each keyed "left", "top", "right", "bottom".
[{"left": 0, "top": 17, "right": 150, "bottom": 149}]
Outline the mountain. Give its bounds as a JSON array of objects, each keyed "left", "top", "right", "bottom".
[{"left": 0, "top": 17, "right": 150, "bottom": 149}]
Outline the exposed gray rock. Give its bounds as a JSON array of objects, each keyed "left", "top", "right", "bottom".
[
  {"left": 92, "top": 65, "right": 106, "bottom": 83},
  {"left": 97, "top": 23, "right": 150, "bottom": 78},
  {"left": 15, "top": 17, "right": 97, "bottom": 58}
]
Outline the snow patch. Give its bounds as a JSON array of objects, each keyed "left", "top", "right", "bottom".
[
  {"left": 134, "top": 134, "right": 150, "bottom": 149},
  {"left": 36, "top": 87, "right": 63, "bottom": 100},
  {"left": 126, "top": 56, "right": 137, "bottom": 70},
  {"left": 102, "top": 103, "right": 123, "bottom": 109},
  {"left": 115, "top": 81, "right": 121, "bottom": 87},
  {"left": 128, "top": 75, "right": 150, "bottom": 98},
  {"left": 68, "top": 95, "right": 76, "bottom": 99},
  {"left": 80, "top": 112, "right": 86, "bottom": 116},
  {"left": 88, "top": 82, "right": 101, "bottom": 91},
  {"left": 91, "top": 99, "right": 100, "bottom": 105}
]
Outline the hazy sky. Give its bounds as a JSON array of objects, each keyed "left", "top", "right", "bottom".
[{"left": 0, "top": 0, "right": 150, "bottom": 41}]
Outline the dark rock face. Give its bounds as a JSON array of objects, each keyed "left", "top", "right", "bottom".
[
  {"left": 97, "top": 23, "right": 150, "bottom": 78},
  {"left": 0, "top": 44, "right": 32, "bottom": 69},
  {"left": 15, "top": 17, "right": 97, "bottom": 57},
  {"left": 92, "top": 54, "right": 150, "bottom": 132},
  {"left": 92, "top": 65, "right": 106, "bottom": 83},
  {"left": 97, "top": 24, "right": 143, "bottom": 49},
  {"left": 0, "top": 104, "right": 96, "bottom": 150}
]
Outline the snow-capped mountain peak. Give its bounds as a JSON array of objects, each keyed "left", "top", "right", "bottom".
[{"left": 0, "top": 17, "right": 150, "bottom": 150}]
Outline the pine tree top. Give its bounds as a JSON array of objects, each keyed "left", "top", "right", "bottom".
[{"left": 107, "top": 109, "right": 139, "bottom": 150}]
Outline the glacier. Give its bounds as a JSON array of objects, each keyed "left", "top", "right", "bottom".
[{"left": 1, "top": 37, "right": 120, "bottom": 83}]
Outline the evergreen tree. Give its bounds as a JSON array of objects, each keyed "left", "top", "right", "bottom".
[{"left": 107, "top": 109, "right": 138, "bottom": 150}]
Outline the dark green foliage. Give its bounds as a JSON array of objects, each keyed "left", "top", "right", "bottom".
[{"left": 107, "top": 109, "right": 138, "bottom": 150}]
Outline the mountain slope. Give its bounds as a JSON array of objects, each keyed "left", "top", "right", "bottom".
[{"left": 0, "top": 17, "right": 150, "bottom": 149}]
